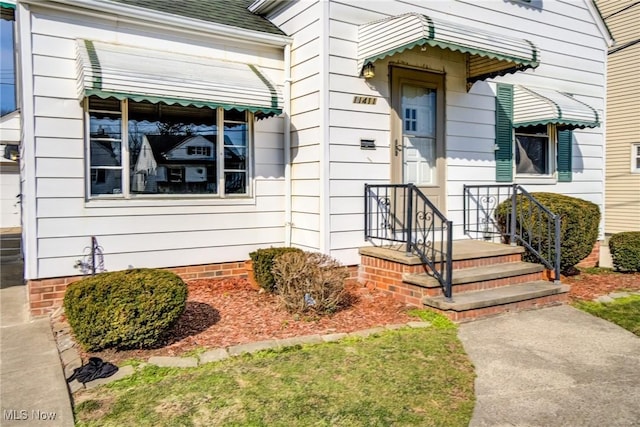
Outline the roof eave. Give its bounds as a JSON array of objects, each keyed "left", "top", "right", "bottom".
[{"left": 22, "top": 0, "right": 292, "bottom": 47}]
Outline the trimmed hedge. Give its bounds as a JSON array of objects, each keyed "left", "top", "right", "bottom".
[
  {"left": 249, "top": 247, "right": 303, "bottom": 293},
  {"left": 609, "top": 232, "right": 640, "bottom": 272},
  {"left": 495, "top": 192, "right": 600, "bottom": 274},
  {"left": 63, "top": 269, "right": 188, "bottom": 351}
]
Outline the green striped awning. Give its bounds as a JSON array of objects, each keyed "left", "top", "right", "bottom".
[
  {"left": 513, "top": 85, "right": 600, "bottom": 129},
  {"left": 76, "top": 40, "right": 282, "bottom": 116},
  {"left": 358, "top": 13, "right": 539, "bottom": 83}
]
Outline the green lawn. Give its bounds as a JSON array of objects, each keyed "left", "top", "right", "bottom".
[
  {"left": 574, "top": 294, "right": 640, "bottom": 336},
  {"left": 74, "top": 318, "right": 475, "bottom": 426}
]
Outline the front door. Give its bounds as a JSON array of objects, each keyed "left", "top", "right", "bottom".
[{"left": 391, "top": 68, "right": 446, "bottom": 213}]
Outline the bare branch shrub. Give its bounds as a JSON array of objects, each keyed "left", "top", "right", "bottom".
[{"left": 272, "top": 251, "right": 349, "bottom": 315}]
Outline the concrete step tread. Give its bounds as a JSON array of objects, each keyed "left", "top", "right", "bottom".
[
  {"left": 404, "top": 262, "right": 545, "bottom": 288},
  {"left": 423, "top": 281, "right": 570, "bottom": 312}
]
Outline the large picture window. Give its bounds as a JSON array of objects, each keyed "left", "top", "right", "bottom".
[{"left": 87, "top": 97, "right": 250, "bottom": 198}]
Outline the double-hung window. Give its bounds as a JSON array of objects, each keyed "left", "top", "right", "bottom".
[
  {"left": 494, "top": 83, "right": 596, "bottom": 183},
  {"left": 86, "top": 96, "right": 250, "bottom": 198},
  {"left": 514, "top": 125, "right": 555, "bottom": 176}
]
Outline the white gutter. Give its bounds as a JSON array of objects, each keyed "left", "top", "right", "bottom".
[
  {"left": 284, "top": 42, "right": 292, "bottom": 246},
  {"left": 21, "top": 0, "right": 292, "bottom": 47}
]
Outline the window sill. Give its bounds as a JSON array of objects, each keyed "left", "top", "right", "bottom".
[
  {"left": 514, "top": 175, "right": 557, "bottom": 185},
  {"left": 85, "top": 196, "right": 256, "bottom": 209}
]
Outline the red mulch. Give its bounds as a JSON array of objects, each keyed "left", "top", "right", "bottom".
[
  {"left": 565, "top": 271, "right": 640, "bottom": 301},
  {"left": 85, "top": 278, "right": 413, "bottom": 364}
]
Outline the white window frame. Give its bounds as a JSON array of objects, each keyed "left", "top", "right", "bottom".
[
  {"left": 632, "top": 143, "right": 640, "bottom": 174},
  {"left": 514, "top": 124, "right": 557, "bottom": 183},
  {"left": 84, "top": 98, "right": 253, "bottom": 200}
]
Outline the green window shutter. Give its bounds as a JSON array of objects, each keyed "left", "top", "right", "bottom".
[
  {"left": 495, "top": 83, "right": 513, "bottom": 182},
  {"left": 557, "top": 129, "right": 573, "bottom": 182}
]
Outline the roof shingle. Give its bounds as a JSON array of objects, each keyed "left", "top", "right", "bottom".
[{"left": 111, "top": 0, "right": 284, "bottom": 35}]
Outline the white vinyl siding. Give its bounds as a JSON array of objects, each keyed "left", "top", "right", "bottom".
[
  {"left": 321, "top": 0, "right": 607, "bottom": 265},
  {"left": 268, "top": 0, "right": 323, "bottom": 251},
  {"left": 22, "top": 5, "right": 287, "bottom": 279}
]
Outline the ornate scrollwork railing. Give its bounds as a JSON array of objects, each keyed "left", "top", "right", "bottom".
[
  {"left": 463, "top": 184, "right": 561, "bottom": 282},
  {"left": 364, "top": 184, "right": 453, "bottom": 300}
]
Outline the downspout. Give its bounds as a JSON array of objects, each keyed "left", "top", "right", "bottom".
[{"left": 284, "top": 42, "right": 292, "bottom": 246}]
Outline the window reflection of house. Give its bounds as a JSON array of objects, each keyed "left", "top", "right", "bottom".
[
  {"left": 133, "top": 134, "right": 220, "bottom": 194},
  {"left": 89, "top": 141, "right": 121, "bottom": 194}
]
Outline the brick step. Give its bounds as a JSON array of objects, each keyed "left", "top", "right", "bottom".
[
  {"left": 404, "top": 262, "right": 545, "bottom": 296},
  {"left": 359, "top": 240, "right": 525, "bottom": 272},
  {"left": 422, "top": 281, "right": 570, "bottom": 322},
  {"left": 404, "top": 261, "right": 545, "bottom": 287}
]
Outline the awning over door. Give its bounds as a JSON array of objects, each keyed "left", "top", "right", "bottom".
[
  {"left": 76, "top": 40, "right": 282, "bottom": 116},
  {"left": 358, "top": 13, "right": 539, "bottom": 83},
  {"left": 513, "top": 85, "right": 600, "bottom": 129}
]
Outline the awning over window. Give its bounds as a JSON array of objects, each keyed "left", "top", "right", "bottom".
[
  {"left": 76, "top": 40, "right": 282, "bottom": 116},
  {"left": 513, "top": 85, "right": 600, "bottom": 129},
  {"left": 358, "top": 13, "right": 539, "bottom": 83}
]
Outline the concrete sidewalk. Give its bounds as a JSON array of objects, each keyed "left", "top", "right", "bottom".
[
  {"left": 1, "top": 263, "right": 74, "bottom": 425},
  {"left": 459, "top": 305, "right": 640, "bottom": 426}
]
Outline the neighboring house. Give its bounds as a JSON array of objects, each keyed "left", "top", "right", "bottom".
[
  {"left": 595, "top": 1, "right": 640, "bottom": 237},
  {"left": 0, "top": 1, "right": 21, "bottom": 230},
  {"left": 12, "top": 0, "right": 612, "bottom": 316},
  {"left": 132, "top": 134, "right": 219, "bottom": 194}
]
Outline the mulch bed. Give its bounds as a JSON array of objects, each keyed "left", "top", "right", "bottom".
[
  {"left": 66, "top": 271, "right": 640, "bottom": 365},
  {"left": 565, "top": 271, "right": 640, "bottom": 301},
  {"left": 84, "top": 278, "right": 413, "bottom": 365}
]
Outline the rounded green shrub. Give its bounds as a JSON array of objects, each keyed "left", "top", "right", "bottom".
[
  {"left": 63, "top": 269, "right": 188, "bottom": 351},
  {"left": 495, "top": 192, "right": 600, "bottom": 274},
  {"left": 249, "top": 247, "right": 303, "bottom": 293},
  {"left": 609, "top": 232, "right": 640, "bottom": 272}
]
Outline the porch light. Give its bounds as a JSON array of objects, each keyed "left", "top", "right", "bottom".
[{"left": 363, "top": 62, "right": 375, "bottom": 79}]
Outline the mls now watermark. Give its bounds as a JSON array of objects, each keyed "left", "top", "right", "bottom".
[{"left": 3, "top": 409, "right": 57, "bottom": 421}]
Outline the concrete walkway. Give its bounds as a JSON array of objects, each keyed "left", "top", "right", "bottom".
[
  {"left": 459, "top": 305, "right": 640, "bottom": 426},
  {"left": 1, "top": 233, "right": 74, "bottom": 426}
]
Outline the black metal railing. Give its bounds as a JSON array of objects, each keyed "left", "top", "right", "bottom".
[
  {"left": 463, "top": 184, "right": 561, "bottom": 282},
  {"left": 365, "top": 184, "right": 453, "bottom": 300}
]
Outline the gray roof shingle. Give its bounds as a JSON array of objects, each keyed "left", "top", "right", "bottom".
[{"left": 111, "top": 0, "right": 284, "bottom": 35}]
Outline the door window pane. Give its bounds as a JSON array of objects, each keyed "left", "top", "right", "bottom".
[{"left": 402, "top": 85, "right": 436, "bottom": 185}]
